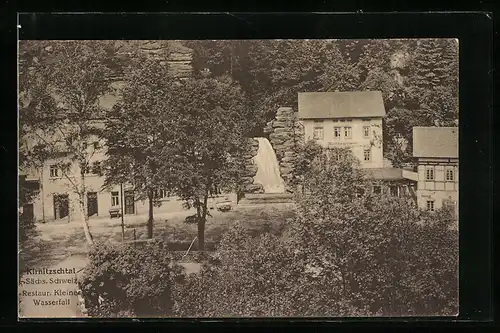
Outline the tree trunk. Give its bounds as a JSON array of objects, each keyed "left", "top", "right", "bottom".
[
  {"left": 39, "top": 168, "right": 45, "bottom": 222},
  {"left": 147, "top": 189, "right": 154, "bottom": 239},
  {"left": 80, "top": 200, "right": 94, "bottom": 245},
  {"left": 79, "top": 172, "right": 94, "bottom": 246}
]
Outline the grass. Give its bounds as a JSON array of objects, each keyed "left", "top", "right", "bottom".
[{"left": 19, "top": 203, "right": 296, "bottom": 272}]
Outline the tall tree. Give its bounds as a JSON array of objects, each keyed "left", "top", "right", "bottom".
[
  {"left": 168, "top": 76, "right": 249, "bottom": 250},
  {"left": 289, "top": 149, "right": 458, "bottom": 315},
  {"left": 18, "top": 40, "right": 118, "bottom": 245},
  {"left": 407, "top": 38, "right": 459, "bottom": 125},
  {"left": 102, "top": 54, "right": 178, "bottom": 239}
]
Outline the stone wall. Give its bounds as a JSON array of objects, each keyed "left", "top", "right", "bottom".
[
  {"left": 240, "top": 138, "right": 264, "bottom": 194},
  {"left": 264, "top": 107, "right": 304, "bottom": 193}
]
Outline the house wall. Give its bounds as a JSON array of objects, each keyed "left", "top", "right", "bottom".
[
  {"left": 300, "top": 117, "right": 384, "bottom": 168},
  {"left": 416, "top": 157, "right": 459, "bottom": 212},
  {"left": 31, "top": 149, "right": 237, "bottom": 222}
]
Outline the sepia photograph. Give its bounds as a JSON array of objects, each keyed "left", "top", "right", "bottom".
[{"left": 18, "top": 38, "right": 459, "bottom": 318}]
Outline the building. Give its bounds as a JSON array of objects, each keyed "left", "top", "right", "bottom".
[
  {"left": 19, "top": 128, "right": 177, "bottom": 223},
  {"left": 298, "top": 91, "right": 386, "bottom": 169},
  {"left": 363, "top": 167, "right": 418, "bottom": 201},
  {"left": 413, "top": 127, "right": 458, "bottom": 214}
]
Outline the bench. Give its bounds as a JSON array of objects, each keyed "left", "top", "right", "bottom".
[{"left": 109, "top": 208, "right": 121, "bottom": 218}]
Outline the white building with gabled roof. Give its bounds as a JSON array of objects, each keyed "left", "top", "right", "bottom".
[{"left": 297, "top": 91, "right": 386, "bottom": 168}]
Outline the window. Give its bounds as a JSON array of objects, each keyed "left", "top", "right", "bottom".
[
  {"left": 111, "top": 192, "right": 120, "bottom": 207},
  {"left": 425, "top": 168, "right": 434, "bottom": 180},
  {"left": 364, "top": 149, "right": 371, "bottom": 161},
  {"left": 426, "top": 200, "right": 435, "bottom": 212},
  {"left": 93, "top": 142, "right": 100, "bottom": 150},
  {"left": 446, "top": 169, "right": 454, "bottom": 181},
  {"left": 344, "top": 126, "right": 352, "bottom": 139},
  {"left": 49, "top": 165, "right": 59, "bottom": 178},
  {"left": 313, "top": 121, "right": 324, "bottom": 139},
  {"left": 313, "top": 127, "right": 323, "bottom": 139},
  {"left": 334, "top": 127, "right": 341, "bottom": 139},
  {"left": 390, "top": 185, "right": 399, "bottom": 196},
  {"left": 363, "top": 126, "right": 370, "bottom": 138}
]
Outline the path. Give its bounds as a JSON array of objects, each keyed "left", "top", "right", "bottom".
[{"left": 18, "top": 255, "right": 89, "bottom": 318}]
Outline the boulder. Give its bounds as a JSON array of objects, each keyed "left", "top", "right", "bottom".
[
  {"left": 280, "top": 162, "right": 295, "bottom": 169},
  {"left": 245, "top": 184, "right": 264, "bottom": 193},
  {"left": 240, "top": 176, "right": 255, "bottom": 185},
  {"left": 272, "top": 121, "right": 290, "bottom": 128},
  {"left": 276, "top": 107, "right": 294, "bottom": 116},
  {"left": 273, "top": 128, "right": 290, "bottom": 134},
  {"left": 281, "top": 156, "right": 296, "bottom": 163},
  {"left": 270, "top": 132, "right": 291, "bottom": 141}
]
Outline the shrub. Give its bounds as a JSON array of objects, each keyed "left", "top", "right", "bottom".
[
  {"left": 289, "top": 152, "right": 458, "bottom": 316},
  {"left": 173, "top": 222, "right": 362, "bottom": 317},
  {"left": 79, "top": 240, "right": 184, "bottom": 317},
  {"left": 19, "top": 213, "right": 36, "bottom": 244},
  {"left": 174, "top": 151, "right": 458, "bottom": 317}
]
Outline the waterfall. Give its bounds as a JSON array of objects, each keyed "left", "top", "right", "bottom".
[{"left": 252, "top": 137, "right": 285, "bottom": 193}]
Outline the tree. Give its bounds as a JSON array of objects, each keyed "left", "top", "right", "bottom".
[
  {"left": 174, "top": 222, "right": 362, "bottom": 317},
  {"left": 289, "top": 150, "right": 458, "bottom": 315},
  {"left": 168, "top": 76, "right": 249, "bottom": 251},
  {"left": 103, "top": 54, "right": 178, "bottom": 239},
  {"left": 18, "top": 40, "right": 118, "bottom": 246},
  {"left": 185, "top": 40, "right": 360, "bottom": 136},
  {"left": 175, "top": 149, "right": 458, "bottom": 316},
  {"left": 291, "top": 139, "right": 324, "bottom": 191},
  {"left": 79, "top": 240, "right": 184, "bottom": 317},
  {"left": 407, "top": 39, "right": 459, "bottom": 125}
]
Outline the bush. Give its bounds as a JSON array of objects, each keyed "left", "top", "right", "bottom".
[
  {"left": 79, "top": 240, "right": 184, "bottom": 317},
  {"left": 175, "top": 151, "right": 458, "bottom": 317},
  {"left": 19, "top": 213, "right": 36, "bottom": 244},
  {"left": 173, "top": 222, "right": 363, "bottom": 317},
  {"left": 289, "top": 152, "right": 458, "bottom": 316}
]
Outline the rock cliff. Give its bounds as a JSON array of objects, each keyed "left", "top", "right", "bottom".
[{"left": 264, "top": 107, "right": 304, "bottom": 193}]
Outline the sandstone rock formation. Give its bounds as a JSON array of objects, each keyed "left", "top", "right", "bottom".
[
  {"left": 240, "top": 138, "right": 264, "bottom": 194},
  {"left": 264, "top": 107, "right": 304, "bottom": 193}
]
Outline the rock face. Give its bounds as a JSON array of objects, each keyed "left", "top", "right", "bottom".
[
  {"left": 264, "top": 107, "right": 304, "bottom": 193},
  {"left": 115, "top": 40, "right": 193, "bottom": 79},
  {"left": 240, "top": 107, "right": 304, "bottom": 195},
  {"left": 240, "top": 138, "right": 264, "bottom": 194}
]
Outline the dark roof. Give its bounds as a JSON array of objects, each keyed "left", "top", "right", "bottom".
[
  {"left": 364, "top": 168, "right": 406, "bottom": 181},
  {"left": 413, "top": 127, "right": 458, "bottom": 158},
  {"left": 298, "top": 91, "right": 386, "bottom": 119}
]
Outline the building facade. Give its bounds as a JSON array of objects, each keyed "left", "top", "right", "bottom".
[
  {"left": 413, "top": 127, "right": 458, "bottom": 215},
  {"left": 21, "top": 156, "right": 177, "bottom": 223},
  {"left": 297, "top": 91, "right": 386, "bottom": 169}
]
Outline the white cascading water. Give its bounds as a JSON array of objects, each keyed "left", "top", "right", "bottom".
[{"left": 252, "top": 137, "right": 286, "bottom": 193}]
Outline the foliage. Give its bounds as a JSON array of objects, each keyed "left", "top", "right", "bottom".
[
  {"left": 167, "top": 76, "right": 250, "bottom": 250},
  {"left": 79, "top": 240, "right": 184, "bottom": 317},
  {"left": 175, "top": 151, "right": 457, "bottom": 317},
  {"left": 18, "top": 178, "right": 38, "bottom": 244},
  {"left": 18, "top": 40, "right": 119, "bottom": 245},
  {"left": 290, "top": 153, "right": 458, "bottom": 316},
  {"left": 103, "top": 53, "right": 179, "bottom": 238},
  {"left": 291, "top": 139, "right": 324, "bottom": 188},
  {"left": 173, "top": 222, "right": 362, "bottom": 317},
  {"left": 185, "top": 40, "right": 359, "bottom": 136}
]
